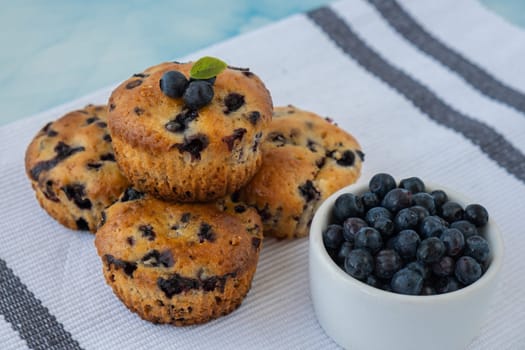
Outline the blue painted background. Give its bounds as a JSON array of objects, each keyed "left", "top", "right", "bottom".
[{"left": 0, "top": 0, "right": 523, "bottom": 125}]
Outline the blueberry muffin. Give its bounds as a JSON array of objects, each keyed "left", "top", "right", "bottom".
[
  {"left": 237, "top": 105, "right": 364, "bottom": 239},
  {"left": 25, "top": 105, "right": 130, "bottom": 232},
  {"left": 94, "top": 189, "right": 263, "bottom": 326},
  {"left": 107, "top": 61, "right": 273, "bottom": 202}
]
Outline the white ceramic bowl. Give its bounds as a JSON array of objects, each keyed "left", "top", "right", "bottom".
[{"left": 309, "top": 183, "right": 503, "bottom": 350}]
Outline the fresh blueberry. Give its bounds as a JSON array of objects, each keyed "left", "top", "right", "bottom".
[
  {"left": 391, "top": 268, "right": 423, "bottom": 295},
  {"left": 441, "top": 202, "right": 464, "bottom": 223},
  {"left": 417, "top": 237, "right": 445, "bottom": 264},
  {"left": 431, "top": 190, "right": 448, "bottom": 209},
  {"left": 323, "top": 224, "right": 344, "bottom": 250},
  {"left": 369, "top": 173, "right": 397, "bottom": 199},
  {"left": 366, "top": 275, "right": 382, "bottom": 288},
  {"left": 344, "top": 249, "right": 374, "bottom": 281},
  {"left": 455, "top": 256, "right": 482, "bottom": 285},
  {"left": 336, "top": 241, "right": 354, "bottom": 265},
  {"left": 440, "top": 228, "right": 465, "bottom": 257},
  {"left": 410, "top": 205, "right": 429, "bottom": 224},
  {"left": 333, "top": 193, "right": 365, "bottom": 223},
  {"left": 342, "top": 217, "right": 367, "bottom": 243},
  {"left": 393, "top": 229, "right": 420, "bottom": 260},
  {"left": 374, "top": 249, "right": 402, "bottom": 279},
  {"left": 435, "top": 276, "right": 462, "bottom": 294},
  {"left": 432, "top": 256, "right": 455, "bottom": 277},
  {"left": 419, "top": 215, "right": 448, "bottom": 239},
  {"left": 420, "top": 285, "right": 437, "bottom": 295},
  {"left": 394, "top": 208, "right": 419, "bottom": 231},
  {"left": 399, "top": 177, "right": 425, "bottom": 194},
  {"left": 411, "top": 192, "right": 436, "bottom": 215},
  {"left": 450, "top": 220, "right": 479, "bottom": 240},
  {"left": 365, "top": 207, "right": 392, "bottom": 226},
  {"left": 464, "top": 204, "right": 489, "bottom": 227},
  {"left": 373, "top": 217, "right": 395, "bottom": 238},
  {"left": 160, "top": 70, "right": 189, "bottom": 98},
  {"left": 183, "top": 80, "right": 214, "bottom": 109},
  {"left": 381, "top": 188, "right": 412, "bottom": 213},
  {"left": 465, "top": 235, "right": 490, "bottom": 263},
  {"left": 355, "top": 227, "right": 383, "bottom": 254},
  {"left": 361, "top": 191, "right": 379, "bottom": 210},
  {"left": 406, "top": 261, "right": 430, "bottom": 280}
]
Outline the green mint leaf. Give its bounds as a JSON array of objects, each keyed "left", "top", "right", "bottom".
[{"left": 190, "top": 56, "right": 227, "bottom": 80}]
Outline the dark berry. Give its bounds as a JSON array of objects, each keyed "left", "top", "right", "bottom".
[
  {"left": 369, "top": 173, "right": 396, "bottom": 199},
  {"left": 440, "top": 228, "right": 465, "bottom": 257},
  {"left": 455, "top": 256, "right": 482, "bottom": 285},
  {"left": 394, "top": 208, "right": 419, "bottom": 231},
  {"left": 365, "top": 207, "right": 392, "bottom": 226},
  {"left": 336, "top": 150, "right": 356, "bottom": 167},
  {"left": 165, "top": 109, "right": 198, "bottom": 133},
  {"left": 417, "top": 237, "right": 445, "bottom": 264},
  {"left": 224, "top": 92, "right": 245, "bottom": 113},
  {"left": 120, "top": 188, "right": 144, "bottom": 202},
  {"left": 419, "top": 215, "right": 448, "bottom": 239},
  {"left": 344, "top": 249, "right": 374, "bottom": 281},
  {"left": 410, "top": 205, "right": 429, "bottom": 224},
  {"left": 298, "top": 181, "right": 320, "bottom": 204},
  {"left": 391, "top": 268, "right": 423, "bottom": 295},
  {"left": 366, "top": 275, "right": 382, "bottom": 288},
  {"left": 373, "top": 217, "right": 395, "bottom": 238},
  {"left": 421, "top": 285, "right": 436, "bottom": 295},
  {"left": 355, "top": 227, "right": 383, "bottom": 254},
  {"left": 323, "top": 224, "right": 344, "bottom": 250},
  {"left": 342, "top": 217, "right": 367, "bottom": 243},
  {"left": 374, "top": 249, "right": 402, "bottom": 279},
  {"left": 441, "top": 202, "right": 464, "bottom": 223},
  {"left": 198, "top": 222, "right": 215, "bottom": 243},
  {"left": 431, "top": 190, "right": 448, "bottom": 209},
  {"left": 333, "top": 193, "right": 365, "bottom": 222},
  {"left": 411, "top": 192, "right": 436, "bottom": 215},
  {"left": 432, "top": 256, "right": 455, "bottom": 277},
  {"left": 160, "top": 70, "right": 189, "bottom": 98},
  {"left": 173, "top": 134, "right": 209, "bottom": 161},
  {"left": 336, "top": 241, "right": 354, "bottom": 265},
  {"left": 183, "top": 80, "right": 214, "bottom": 109},
  {"left": 361, "top": 191, "right": 379, "bottom": 209},
  {"left": 406, "top": 261, "right": 431, "bottom": 280},
  {"left": 450, "top": 220, "right": 479, "bottom": 240},
  {"left": 393, "top": 229, "right": 420, "bottom": 260},
  {"left": 399, "top": 177, "right": 425, "bottom": 193},
  {"left": 435, "top": 276, "right": 462, "bottom": 294},
  {"left": 465, "top": 235, "right": 490, "bottom": 263},
  {"left": 464, "top": 204, "right": 489, "bottom": 227},
  {"left": 381, "top": 188, "right": 412, "bottom": 213},
  {"left": 222, "top": 128, "right": 247, "bottom": 151}
]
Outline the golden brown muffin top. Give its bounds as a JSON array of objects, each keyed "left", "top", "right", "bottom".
[
  {"left": 95, "top": 191, "right": 263, "bottom": 281},
  {"left": 107, "top": 62, "right": 273, "bottom": 158},
  {"left": 24, "top": 104, "right": 130, "bottom": 231},
  {"left": 240, "top": 105, "right": 364, "bottom": 238}
]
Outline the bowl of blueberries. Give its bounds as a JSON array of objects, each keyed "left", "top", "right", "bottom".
[{"left": 309, "top": 173, "right": 503, "bottom": 350}]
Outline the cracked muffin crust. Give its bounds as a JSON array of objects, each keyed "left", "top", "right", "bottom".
[
  {"left": 107, "top": 62, "right": 273, "bottom": 202},
  {"left": 94, "top": 190, "right": 263, "bottom": 326},
  {"left": 24, "top": 104, "right": 130, "bottom": 232},
  {"left": 237, "top": 105, "right": 364, "bottom": 239}
]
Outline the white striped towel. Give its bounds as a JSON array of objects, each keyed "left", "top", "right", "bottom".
[{"left": 1, "top": 0, "right": 524, "bottom": 348}]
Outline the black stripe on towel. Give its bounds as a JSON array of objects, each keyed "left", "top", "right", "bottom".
[
  {"left": 368, "top": 0, "right": 525, "bottom": 115},
  {"left": 307, "top": 6, "right": 525, "bottom": 183},
  {"left": 0, "top": 259, "right": 83, "bottom": 350}
]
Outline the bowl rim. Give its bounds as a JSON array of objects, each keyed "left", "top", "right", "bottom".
[{"left": 310, "top": 182, "right": 504, "bottom": 302}]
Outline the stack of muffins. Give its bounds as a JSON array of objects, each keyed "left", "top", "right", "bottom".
[{"left": 24, "top": 58, "right": 364, "bottom": 325}]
